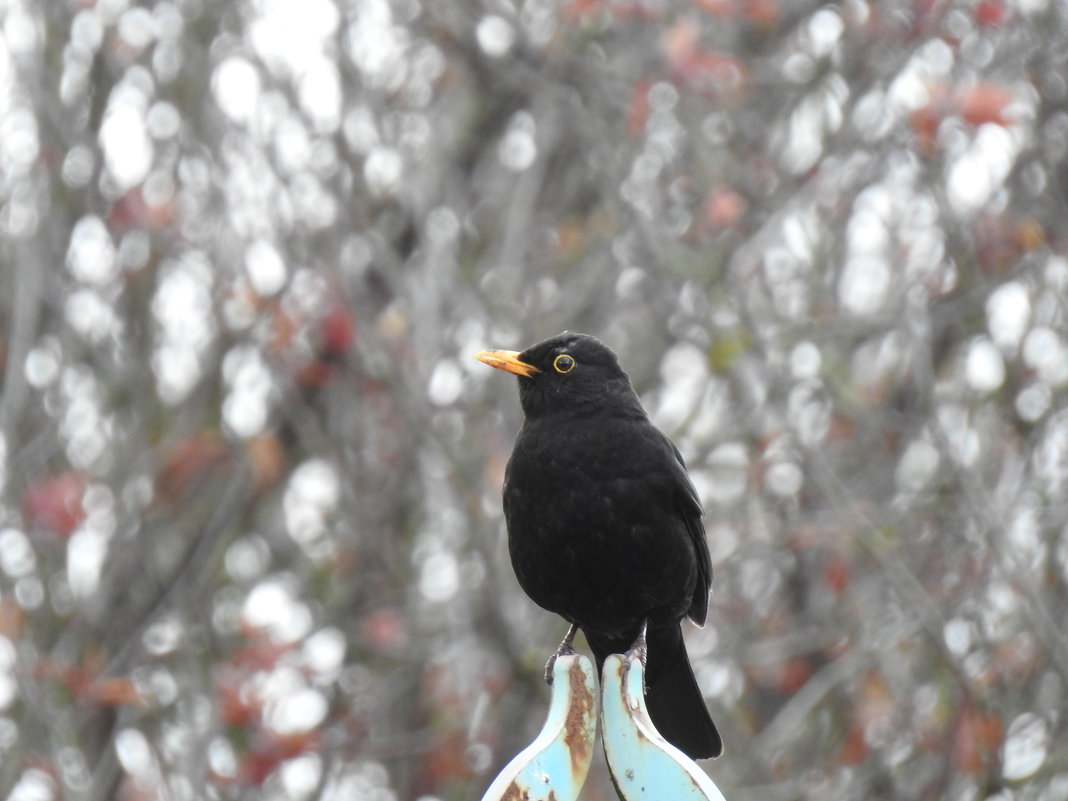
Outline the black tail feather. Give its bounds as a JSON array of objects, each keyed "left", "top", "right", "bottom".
[{"left": 588, "top": 624, "right": 723, "bottom": 759}]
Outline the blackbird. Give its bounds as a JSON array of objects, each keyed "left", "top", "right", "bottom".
[{"left": 476, "top": 332, "right": 723, "bottom": 759}]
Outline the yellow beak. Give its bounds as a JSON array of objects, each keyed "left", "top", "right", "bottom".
[{"left": 474, "top": 349, "right": 540, "bottom": 378}]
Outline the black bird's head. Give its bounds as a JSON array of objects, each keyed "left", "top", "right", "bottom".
[{"left": 476, "top": 332, "right": 643, "bottom": 419}]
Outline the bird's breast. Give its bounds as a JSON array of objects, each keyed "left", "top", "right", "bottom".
[{"left": 502, "top": 416, "right": 698, "bottom": 631}]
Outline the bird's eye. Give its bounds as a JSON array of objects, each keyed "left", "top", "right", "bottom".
[{"left": 553, "top": 354, "right": 575, "bottom": 374}]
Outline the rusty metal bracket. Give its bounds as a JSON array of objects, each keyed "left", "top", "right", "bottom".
[
  {"left": 479, "top": 653, "right": 599, "bottom": 801},
  {"left": 482, "top": 650, "right": 725, "bottom": 800},
  {"left": 600, "top": 652, "right": 726, "bottom": 801}
]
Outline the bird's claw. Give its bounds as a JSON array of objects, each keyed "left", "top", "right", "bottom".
[
  {"left": 544, "top": 623, "right": 579, "bottom": 685},
  {"left": 543, "top": 648, "right": 573, "bottom": 684},
  {"left": 625, "top": 619, "right": 650, "bottom": 692}
]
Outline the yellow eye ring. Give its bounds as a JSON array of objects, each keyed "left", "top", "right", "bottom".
[{"left": 553, "top": 354, "right": 575, "bottom": 374}]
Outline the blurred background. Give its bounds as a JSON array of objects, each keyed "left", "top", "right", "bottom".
[{"left": 1, "top": 0, "right": 1066, "bottom": 799}]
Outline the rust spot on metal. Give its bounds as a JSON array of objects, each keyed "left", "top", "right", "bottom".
[
  {"left": 563, "top": 659, "right": 594, "bottom": 774},
  {"left": 500, "top": 783, "right": 530, "bottom": 801}
]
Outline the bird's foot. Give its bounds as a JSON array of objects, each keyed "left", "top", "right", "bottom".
[
  {"left": 544, "top": 623, "right": 579, "bottom": 685},
  {"left": 625, "top": 619, "right": 650, "bottom": 693},
  {"left": 625, "top": 619, "right": 649, "bottom": 666}
]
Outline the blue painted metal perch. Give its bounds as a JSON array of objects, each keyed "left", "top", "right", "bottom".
[
  {"left": 481, "top": 651, "right": 725, "bottom": 801},
  {"left": 479, "top": 654, "right": 599, "bottom": 801}
]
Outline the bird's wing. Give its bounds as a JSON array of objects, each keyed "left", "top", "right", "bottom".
[{"left": 666, "top": 437, "right": 712, "bottom": 626}]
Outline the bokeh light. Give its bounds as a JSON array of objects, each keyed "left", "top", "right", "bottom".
[{"left": 2, "top": 1, "right": 1067, "bottom": 799}]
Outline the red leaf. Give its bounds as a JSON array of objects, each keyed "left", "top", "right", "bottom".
[
  {"left": 237, "top": 750, "right": 280, "bottom": 787},
  {"left": 703, "top": 187, "right": 748, "bottom": 230},
  {"left": 838, "top": 722, "right": 869, "bottom": 765},
  {"left": 295, "top": 359, "right": 337, "bottom": 388},
  {"left": 627, "top": 79, "right": 653, "bottom": 138},
  {"left": 824, "top": 553, "right": 850, "bottom": 595},
  {"left": 362, "top": 607, "right": 409, "bottom": 652},
  {"left": 664, "top": 18, "right": 747, "bottom": 97},
  {"left": 421, "top": 730, "right": 476, "bottom": 787},
  {"left": 236, "top": 731, "right": 322, "bottom": 786},
  {"left": 157, "top": 430, "right": 231, "bottom": 500},
  {"left": 775, "top": 657, "right": 813, "bottom": 694},
  {"left": 268, "top": 730, "right": 321, "bottom": 759},
  {"left": 0, "top": 595, "right": 23, "bottom": 637},
  {"left": 231, "top": 631, "right": 297, "bottom": 671},
  {"left": 23, "top": 471, "right": 88, "bottom": 539},
  {"left": 910, "top": 82, "right": 1013, "bottom": 155},
  {"left": 84, "top": 678, "right": 142, "bottom": 707},
  {"left": 217, "top": 675, "right": 262, "bottom": 729},
  {"left": 745, "top": 0, "right": 781, "bottom": 27},
  {"left": 246, "top": 434, "right": 286, "bottom": 493},
  {"left": 695, "top": 0, "right": 779, "bottom": 26},
  {"left": 318, "top": 305, "right": 356, "bottom": 357},
  {"left": 694, "top": 0, "right": 733, "bottom": 15},
  {"left": 953, "top": 707, "right": 1003, "bottom": 774},
  {"left": 959, "top": 84, "right": 1012, "bottom": 127},
  {"left": 908, "top": 94, "right": 949, "bottom": 156},
  {"left": 108, "top": 186, "right": 177, "bottom": 232},
  {"left": 975, "top": 0, "right": 1007, "bottom": 27},
  {"left": 563, "top": 0, "right": 601, "bottom": 19},
  {"left": 36, "top": 658, "right": 141, "bottom": 707}
]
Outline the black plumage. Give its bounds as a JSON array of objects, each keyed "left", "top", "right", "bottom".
[{"left": 477, "top": 332, "right": 722, "bottom": 759}]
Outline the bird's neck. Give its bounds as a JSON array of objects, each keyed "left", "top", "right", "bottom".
[{"left": 521, "top": 390, "right": 647, "bottom": 423}]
